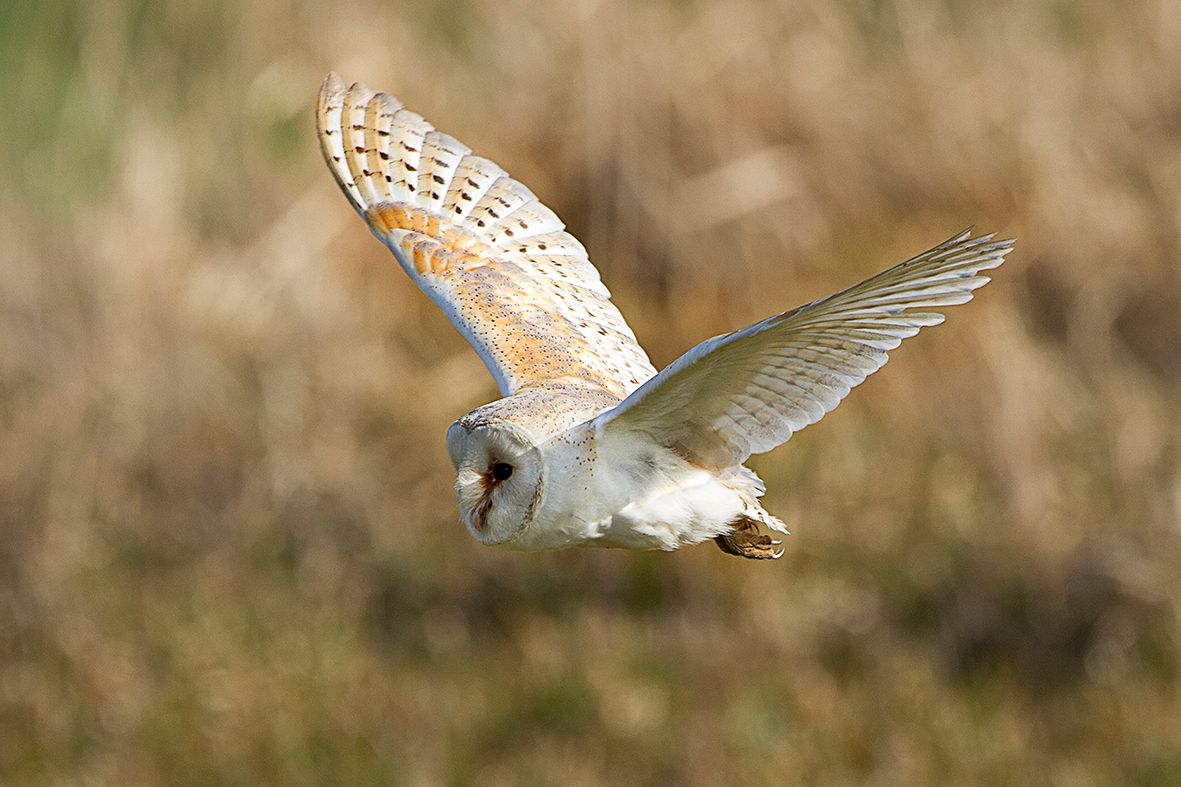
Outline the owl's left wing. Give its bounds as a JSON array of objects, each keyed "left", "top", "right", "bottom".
[
  {"left": 595, "top": 230, "right": 1013, "bottom": 469},
  {"left": 317, "top": 73, "right": 656, "bottom": 399}
]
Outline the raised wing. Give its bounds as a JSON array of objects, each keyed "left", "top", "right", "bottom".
[
  {"left": 316, "top": 73, "right": 656, "bottom": 399},
  {"left": 596, "top": 230, "right": 1013, "bottom": 469}
]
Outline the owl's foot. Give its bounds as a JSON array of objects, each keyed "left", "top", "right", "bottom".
[{"left": 715, "top": 517, "right": 784, "bottom": 560}]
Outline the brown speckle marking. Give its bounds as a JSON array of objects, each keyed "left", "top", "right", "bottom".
[{"left": 472, "top": 484, "right": 493, "bottom": 533}]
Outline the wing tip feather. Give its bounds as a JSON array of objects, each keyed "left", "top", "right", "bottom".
[
  {"left": 320, "top": 71, "right": 345, "bottom": 98},
  {"left": 316, "top": 72, "right": 370, "bottom": 214}
]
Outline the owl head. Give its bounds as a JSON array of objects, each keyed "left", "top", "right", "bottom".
[{"left": 446, "top": 419, "right": 543, "bottom": 545}]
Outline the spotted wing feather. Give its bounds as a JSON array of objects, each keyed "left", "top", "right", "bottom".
[{"left": 316, "top": 73, "right": 656, "bottom": 398}]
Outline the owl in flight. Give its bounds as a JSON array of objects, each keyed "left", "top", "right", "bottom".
[{"left": 316, "top": 73, "right": 1012, "bottom": 559}]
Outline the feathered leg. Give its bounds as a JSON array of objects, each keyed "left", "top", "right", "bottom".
[{"left": 715, "top": 516, "right": 784, "bottom": 559}]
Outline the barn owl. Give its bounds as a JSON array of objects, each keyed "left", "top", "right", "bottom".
[{"left": 316, "top": 73, "right": 1012, "bottom": 559}]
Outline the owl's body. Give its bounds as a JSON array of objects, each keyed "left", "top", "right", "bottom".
[
  {"left": 450, "top": 391, "right": 778, "bottom": 554},
  {"left": 316, "top": 73, "right": 1013, "bottom": 559}
]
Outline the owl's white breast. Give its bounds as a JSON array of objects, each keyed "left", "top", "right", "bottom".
[{"left": 506, "top": 422, "right": 746, "bottom": 553}]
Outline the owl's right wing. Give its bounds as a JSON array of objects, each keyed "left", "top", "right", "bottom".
[
  {"left": 595, "top": 230, "right": 1013, "bottom": 469},
  {"left": 317, "top": 73, "right": 656, "bottom": 400}
]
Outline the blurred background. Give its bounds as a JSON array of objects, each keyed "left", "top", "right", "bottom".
[{"left": 2, "top": 0, "right": 1179, "bottom": 783}]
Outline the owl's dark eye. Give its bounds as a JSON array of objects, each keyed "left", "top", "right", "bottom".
[{"left": 491, "top": 462, "right": 514, "bottom": 481}]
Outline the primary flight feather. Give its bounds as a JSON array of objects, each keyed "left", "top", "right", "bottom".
[{"left": 316, "top": 73, "right": 1014, "bottom": 559}]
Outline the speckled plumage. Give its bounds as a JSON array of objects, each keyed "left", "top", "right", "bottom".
[
  {"left": 317, "top": 75, "right": 655, "bottom": 412},
  {"left": 317, "top": 73, "right": 1014, "bottom": 559}
]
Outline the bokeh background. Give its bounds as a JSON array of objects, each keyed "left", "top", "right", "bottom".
[{"left": 2, "top": 0, "right": 1180, "bottom": 783}]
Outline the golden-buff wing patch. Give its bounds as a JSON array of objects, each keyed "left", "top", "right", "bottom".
[{"left": 316, "top": 73, "right": 656, "bottom": 399}]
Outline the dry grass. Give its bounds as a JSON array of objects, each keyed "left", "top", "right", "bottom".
[{"left": 2, "top": 0, "right": 1179, "bottom": 783}]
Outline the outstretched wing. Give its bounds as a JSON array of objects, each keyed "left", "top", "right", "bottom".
[
  {"left": 316, "top": 73, "right": 656, "bottom": 399},
  {"left": 596, "top": 230, "right": 1013, "bottom": 469}
]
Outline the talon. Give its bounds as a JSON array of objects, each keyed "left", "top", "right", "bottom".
[{"left": 714, "top": 516, "right": 788, "bottom": 560}]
